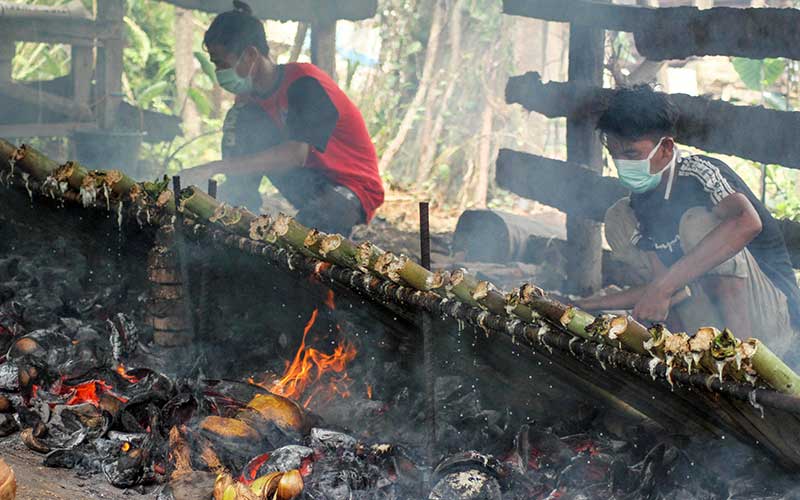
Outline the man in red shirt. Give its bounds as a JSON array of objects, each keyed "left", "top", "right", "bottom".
[{"left": 179, "top": 1, "right": 384, "bottom": 236}]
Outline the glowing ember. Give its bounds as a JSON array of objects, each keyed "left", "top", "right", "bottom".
[
  {"left": 366, "top": 384, "right": 373, "bottom": 400},
  {"left": 272, "top": 309, "right": 357, "bottom": 408},
  {"left": 116, "top": 363, "right": 140, "bottom": 384},
  {"left": 54, "top": 380, "right": 128, "bottom": 406},
  {"left": 324, "top": 289, "right": 336, "bottom": 310},
  {"left": 240, "top": 452, "right": 271, "bottom": 485}
]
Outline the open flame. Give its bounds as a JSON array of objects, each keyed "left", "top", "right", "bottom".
[
  {"left": 58, "top": 380, "right": 128, "bottom": 406},
  {"left": 324, "top": 289, "right": 336, "bottom": 310},
  {"left": 271, "top": 309, "right": 357, "bottom": 408},
  {"left": 116, "top": 363, "right": 140, "bottom": 384}
]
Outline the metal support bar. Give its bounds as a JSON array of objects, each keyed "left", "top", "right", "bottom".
[{"left": 419, "top": 201, "right": 437, "bottom": 469}]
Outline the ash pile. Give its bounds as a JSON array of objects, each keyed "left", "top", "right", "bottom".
[{"left": 1, "top": 193, "right": 799, "bottom": 500}]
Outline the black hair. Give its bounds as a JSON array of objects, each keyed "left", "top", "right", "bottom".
[
  {"left": 203, "top": 1, "right": 270, "bottom": 57},
  {"left": 596, "top": 84, "right": 679, "bottom": 140}
]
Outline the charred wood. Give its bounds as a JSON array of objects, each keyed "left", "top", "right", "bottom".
[
  {"left": 496, "top": 149, "right": 627, "bottom": 223},
  {"left": 503, "top": 0, "right": 800, "bottom": 61},
  {"left": 159, "top": 0, "right": 377, "bottom": 22},
  {"left": 506, "top": 72, "right": 800, "bottom": 169}
]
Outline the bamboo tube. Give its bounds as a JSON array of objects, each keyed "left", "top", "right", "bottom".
[
  {"left": 11, "top": 143, "right": 60, "bottom": 181},
  {"left": 518, "top": 284, "right": 594, "bottom": 340},
  {"left": 739, "top": 339, "right": 800, "bottom": 395},
  {"left": 53, "top": 161, "right": 89, "bottom": 191},
  {"left": 710, "top": 328, "right": 741, "bottom": 382},
  {"left": 663, "top": 332, "right": 691, "bottom": 383},
  {"left": 303, "top": 228, "right": 328, "bottom": 255},
  {"left": 689, "top": 327, "right": 717, "bottom": 375},
  {"left": 0, "top": 138, "right": 15, "bottom": 173}
]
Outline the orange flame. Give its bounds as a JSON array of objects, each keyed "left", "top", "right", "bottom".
[
  {"left": 116, "top": 363, "right": 140, "bottom": 384},
  {"left": 366, "top": 384, "right": 373, "bottom": 399},
  {"left": 52, "top": 380, "right": 129, "bottom": 406},
  {"left": 324, "top": 290, "right": 336, "bottom": 310},
  {"left": 271, "top": 309, "right": 357, "bottom": 408}
]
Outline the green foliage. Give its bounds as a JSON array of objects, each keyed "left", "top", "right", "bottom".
[{"left": 731, "top": 57, "right": 785, "bottom": 91}]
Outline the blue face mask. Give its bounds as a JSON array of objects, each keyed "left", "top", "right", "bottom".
[
  {"left": 613, "top": 137, "right": 670, "bottom": 193},
  {"left": 216, "top": 52, "right": 254, "bottom": 95}
]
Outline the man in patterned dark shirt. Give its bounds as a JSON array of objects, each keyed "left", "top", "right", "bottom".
[{"left": 576, "top": 86, "right": 800, "bottom": 359}]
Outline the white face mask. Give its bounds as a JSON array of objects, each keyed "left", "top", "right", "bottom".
[
  {"left": 216, "top": 51, "right": 255, "bottom": 95},
  {"left": 613, "top": 137, "right": 673, "bottom": 194}
]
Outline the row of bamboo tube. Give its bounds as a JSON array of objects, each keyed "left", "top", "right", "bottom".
[{"left": 1, "top": 138, "right": 799, "bottom": 397}]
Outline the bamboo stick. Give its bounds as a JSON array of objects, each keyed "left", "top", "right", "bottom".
[
  {"left": 10, "top": 143, "right": 59, "bottom": 181},
  {"left": 739, "top": 339, "right": 800, "bottom": 396}
]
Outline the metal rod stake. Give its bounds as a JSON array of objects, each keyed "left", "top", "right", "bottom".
[{"left": 419, "top": 201, "right": 437, "bottom": 473}]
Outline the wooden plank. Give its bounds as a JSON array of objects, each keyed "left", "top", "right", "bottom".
[
  {"left": 159, "top": 0, "right": 377, "bottom": 22},
  {"left": 117, "top": 103, "right": 182, "bottom": 144},
  {"left": 310, "top": 20, "right": 337, "bottom": 81},
  {"left": 0, "top": 122, "right": 97, "bottom": 138},
  {"left": 96, "top": 0, "right": 125, "bottom": 130},
  {"left": 0, "top": 17, "right": 117, "bottom": 46},
  {"left": 506, "top": 72, "right": 800, "bottom": 170},
  {"left": 565, "top": 21, "right": 604, "bottom": 296},
  {"left": 70, "top": 46, "right": 93, "bottom": 108},
  {"left": 0, "top": 2, "right": 89, "bottom": 18},
  {"left": 503, "top": 0, "right": 800, "bottom": 61},
  {"left": 0, "top": 83, "right": 92, "bottom": 121},
  {"left": 0, "top": 38, "right": 12, "bottom": 83},
  {"left": 496, "top": 148, "right": 627, "bottom": 222}
]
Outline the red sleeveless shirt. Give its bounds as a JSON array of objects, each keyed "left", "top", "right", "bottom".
[{"left": 243, "top": 63, "right": 384, "bottom": 222}]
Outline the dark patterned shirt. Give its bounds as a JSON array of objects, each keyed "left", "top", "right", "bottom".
[{"left": 630, "top": 153, "right": 800, "bottom": 325}]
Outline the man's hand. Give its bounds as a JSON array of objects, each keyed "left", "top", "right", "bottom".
[
  {"left": 178, "top": 160, "right": 225, "bottom": 188},
  {"left": 633, "top": 283, "right": 672, "bottom": 323}
]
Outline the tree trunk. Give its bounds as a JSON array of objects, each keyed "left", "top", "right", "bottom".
[
  {"left": 378, "top": 0, "right": 446, "bottom": 173},
  {"left": 289, "top": 23, "right": 308, "bottom": 63},
  {"left": 175, "top": 7, "right": 200, "bottom": 138},
  {"left": 474, "top": 98, "right": 494, "bottom": 208},
  {"left": 416, "top": 0, "right": 463, "bottom": 187}
]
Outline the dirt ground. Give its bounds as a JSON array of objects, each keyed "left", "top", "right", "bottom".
[{"left": 0, "top": 438, "right": 158, "bottom": 500}]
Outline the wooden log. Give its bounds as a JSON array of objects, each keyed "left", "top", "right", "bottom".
[
  {"left": 96, "top": 0, "right": 125, "bottom": 130},
  {"left": 311, "top": 20, "right": 337, "bottom": 81},
  {"left": 506, "top": 72, "right": 800, "bottom": 170},
  {"left": 0, "top": 83, "right": 92, "bottom": 121},
  {"left": 158, "top": 0, "right": 378, "bottom": 22},
  {"left": 496, "top": 149, "right": 626, "bottom": 223},
  {"left": 0, "top": 17, "right": 116, "bottom": 46},
  {"left": 0, "top": 2, "right": 89, "bottom": 18},
  {"left": 503, "top": 0, "right": 800, "bottom": 61},
  {"left": 452, "top": 209, "right": 552, "bottom": 263},
  {"left": 565, "top": 17, "right": 604, "bottom": 296}
]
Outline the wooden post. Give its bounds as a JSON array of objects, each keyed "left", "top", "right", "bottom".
[
  {"left": 0, "top": 39, "right": 14, "bottom": 83},
  {"left": 565, "top": 20, "right": 605, "bottom": 295},
  {"left": 96, "top": 0, "right": 125, "bottom": 130},
  {"left": 71, "top": 46, "right": 93, "bottom": 108},
  {"left": 310, "top": 20, "right": 337, "bottom": 81}
]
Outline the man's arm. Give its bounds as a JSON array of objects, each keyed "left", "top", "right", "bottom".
[
  {"left": 179, "top": 141, "right": 309, "bottom": 186},
  {"left": 633, "top": 193, "right": 762, "bottom": 321},
  {"left": 576, "top": 252, "right": 665, "bottom": 311},
  {"left": 576, "top": 285, "right": 650, "bottom": 312}
]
